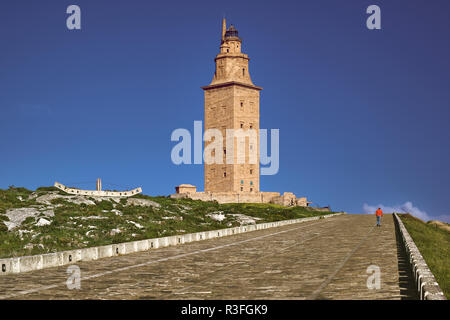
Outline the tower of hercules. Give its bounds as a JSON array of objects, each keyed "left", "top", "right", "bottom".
[
  {"left": 172, "top": 19, "right": 311, "bottom": 208},
  {"left": 202, "top": 18, "right": 262, "bottom": 193}
]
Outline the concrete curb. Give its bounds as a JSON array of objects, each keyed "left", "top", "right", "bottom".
[
  {"left": 0, "top": 212, "right": 345, "bottom": 276},
  {"left": 393, "top": 213, "right": 446, "bottom": 300}
]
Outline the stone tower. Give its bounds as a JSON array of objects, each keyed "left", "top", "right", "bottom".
[{"left": 202, "top": 19, "right": 262, "bottom": 193}]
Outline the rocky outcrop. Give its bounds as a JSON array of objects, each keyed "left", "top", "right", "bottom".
[
  {"left": 4, "top": 208, "right": 41, "bottom": 231},
  {"left": 126, "top": 198, "right": 160, "bottom": 208}
]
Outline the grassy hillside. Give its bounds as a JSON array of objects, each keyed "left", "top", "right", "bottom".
[
  {"left": 399, "top": 214, "right": 450, "bottom": 299},
  {"left": 0, "top": 186, "right": 333, "bottom": 259}
]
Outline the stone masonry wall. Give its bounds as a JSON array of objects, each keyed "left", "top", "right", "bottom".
[{"left": 170, "top": 191, "right": 309, "bottom": 207}]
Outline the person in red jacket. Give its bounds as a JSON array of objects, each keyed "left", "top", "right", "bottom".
[{"left": 376, "top": 208, "right": 383, "bottom": 227}]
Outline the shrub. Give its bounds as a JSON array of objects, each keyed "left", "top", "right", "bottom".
[
  {"left": 97, "top": 200, "right": 113, "bottom": 211},
  {"left": 0, "top": 223, "right": 7, "bottom": 232},
  {"left": 36, "top": 186, "right": 59, "bottom": 192},
  {"left": 23, "top": 216, "right": 35, "bottom": 225}
]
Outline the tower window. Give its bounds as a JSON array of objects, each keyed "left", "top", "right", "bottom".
[
  {"left": 240, "top": 102, "right": 244, "bottom": 108},
  {"left": 250, "top": 188, "right": 253, "bottom": 192},
  {"left": 249, "top": 124, "right": 253, "bottom": 129},
  {"left": 224, "top": 171, "right": 226, "bottom": 177},
  {"left": 250, "top": 169, "right": 253, "bottom": 174},
  {"left": 240, "top": 123, "right": 244, "bottom": 128},
  {"left": 241, "top": 187, "right": 243, "bottom": 191},
  {"left": 243, "top": 68, "right": 245, "bottom": 76},
  {"left": 227, "top": 49, "right": 229, "bottom": 53},
  {"left": 223, "top": 148, "right": 226, "bottom": 155}
]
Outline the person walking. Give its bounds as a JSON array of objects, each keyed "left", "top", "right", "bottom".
[{"left": 376, "top": 208, "right": 383, "bottom": 227}]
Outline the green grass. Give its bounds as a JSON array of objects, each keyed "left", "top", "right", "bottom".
[
  {"left": 0, "top": 186, "right": 35, "bottom": 215},
  {"left": 399, "top": 214, "right": 450, "bottom": 299},
  {"left": 0, "top": 187, "right": 334, "bottom": 259}
]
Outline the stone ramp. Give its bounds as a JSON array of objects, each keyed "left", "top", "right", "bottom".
[
  {"left": 314, "top": 214, "right": 417, "bottom": 299},
  {"left": 0, "top": 214, "right": 418, "bottom": 300}
]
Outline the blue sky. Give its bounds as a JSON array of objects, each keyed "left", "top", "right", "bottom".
[{"left": 1, "top": 0, "right": 449, "bottom": 222}]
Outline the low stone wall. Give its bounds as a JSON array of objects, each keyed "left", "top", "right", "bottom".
[
  {"left": 393, "top": 213, "right": 446, "bottom": 300},
  {"left": 306, "top": 207, "right": 332, "bottom": 213},
  {"left": 170, "top": 191, "right": 274, "bottom": 203},
  {"left": 170, "top": 191, "right": 309, "bottom": 206},
  {"left": 0, "top": 213, "right": 345, "bottom": 276}
]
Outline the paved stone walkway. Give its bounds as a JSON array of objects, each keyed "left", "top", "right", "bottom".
[{"left": 0, "top": 214, "right": 418, "bottom": 300}]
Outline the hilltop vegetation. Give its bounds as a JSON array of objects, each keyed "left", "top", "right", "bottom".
[
  {"left": 0, "top": 186, "right": 333, "bottom": 259},
  {"left": 399, "top": 214, "right": 450, "bottom": 299}
]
